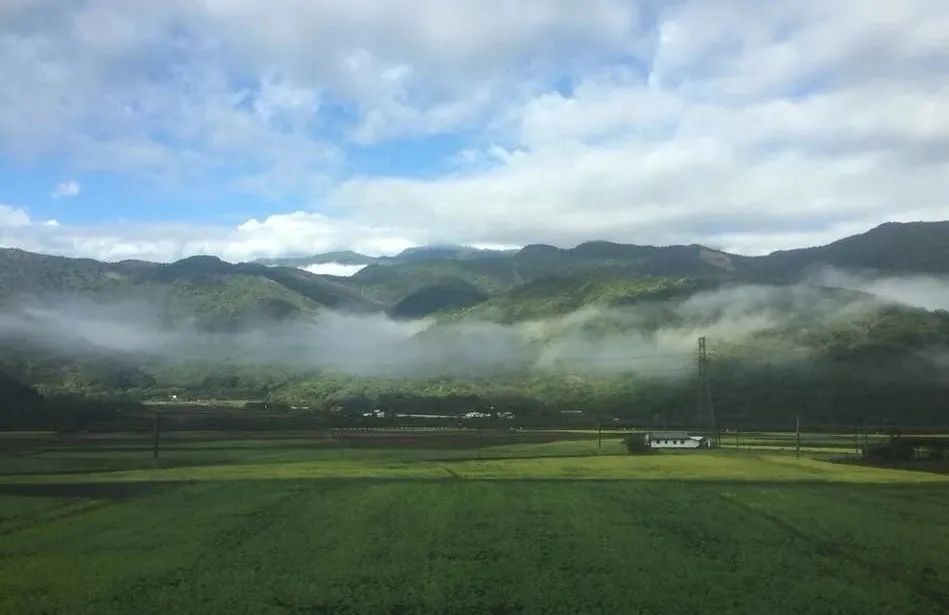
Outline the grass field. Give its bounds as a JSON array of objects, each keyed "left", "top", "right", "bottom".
[{"left": 1, "top": 430, "right": 948, "bottom": 614}]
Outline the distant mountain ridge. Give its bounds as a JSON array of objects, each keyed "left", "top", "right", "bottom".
[
  {"left": 256, "top": 244, "right": 516, "bottom": 269},
  {"left": 6, "top": 221, "right": 949, "bottom": 428},
  {"left": 746, "top": 221, "right": 949, "bottom": 279},
  {"left": 3, "top": 221, "right": 949, "bottom": 323},
  {"left": 257, "top": 250, "right": 376, "bottom": 267},
  {"left": 345, "top": 222, "right": 949, "bottom": 310},
  {"left": 0, "top": 249, "right": 380, "bottom": 328}
]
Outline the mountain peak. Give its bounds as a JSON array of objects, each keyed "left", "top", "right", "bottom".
[
  {"left": 155, "top": 255, "right": 234, "bottom": 281},
  {"left": 518, "top": 244, "right": 561, "bottom": 256}
]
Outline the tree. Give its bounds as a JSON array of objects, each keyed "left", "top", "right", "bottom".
[{"left": 624, "top": 433, "right": 654, "bottom": 454}]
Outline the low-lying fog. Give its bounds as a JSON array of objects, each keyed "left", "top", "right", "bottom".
[
  {"left": 809, "top": 267, "right": 949, "bottom": 312},
  {"left": 1, "top": 269, "right": 947, "bottom": 378}
]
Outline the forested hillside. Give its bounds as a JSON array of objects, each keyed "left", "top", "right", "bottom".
[
  {"left": 3, "top": 221, "right": 949, "bottom": 427},
  {"left": 0, "top": 249, "right": 378, "bottom": 319}
]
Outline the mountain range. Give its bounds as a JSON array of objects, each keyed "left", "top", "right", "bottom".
[
  {"left": 4, "top": 220, "right": 949, "bottom": 427},
  {"left": 2, "top": 221, "right": 947, "bottom": 323}
]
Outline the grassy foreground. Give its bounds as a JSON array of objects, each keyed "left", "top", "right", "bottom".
[{"left": 1, "top": 431, "right": 948, "bottom": 614}]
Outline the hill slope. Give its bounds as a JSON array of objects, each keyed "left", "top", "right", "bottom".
[
  {"left": 6, "top": 223, "right": 949, "bottom": 426},
  {"left": 0, "top": 249, "right": 380, "bottom": 325},
  {"left": 449, "top": 276, "right": 714, "bottom": 323},
  {"left": 346, "top": 221, "right": 949, "bottom": 309},
  {"left": 4, "top": 220, "right": 949, "bottom": 323},
  {"left": 751, "top": 221, "right": 949, "bottom": 278}
]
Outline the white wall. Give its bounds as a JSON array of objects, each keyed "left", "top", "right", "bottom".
[{"left": 649, "top": 438, "right": 701, "bottom": 449}]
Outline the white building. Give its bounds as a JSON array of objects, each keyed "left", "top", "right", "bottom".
[
  {"left": 647, "top": 431, "right": 713, "bottom": 449},
  {"left": 463, "top": 411, "right": 493, "bottom": 420}
]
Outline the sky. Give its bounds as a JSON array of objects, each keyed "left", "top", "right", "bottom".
[{"left": 1, "top": 0, "right": 948, "bottom": 263}]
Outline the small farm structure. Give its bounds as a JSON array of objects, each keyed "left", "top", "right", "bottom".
[{"left": 646, "top": 431, "right": 714, "bottom": 449}]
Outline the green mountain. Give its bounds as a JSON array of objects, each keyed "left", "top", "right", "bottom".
[
  {"left": 751, "top": 221, "right": 949, "bottom": 278},
  {"left": 0, "top": 248, "right": 156, "bottom": 298},
  {"left": 255, "top": 245, "right": 515, "bottom": 270},
  {"left": 257, "top": 250, "right": 376, "bottom": 267},
  {"left": 385, "top": 245, "right": 516, "bottom": 263},
  {"left": 4, "top": 220, "right": 949, "bottom": 325},
  {"left": 5, "top": 220, "right": 949, "bottom": 428},
  {"left": 449, "top": 276, "right": 714, "bottom": 323},
  {"left": 4, "top": 221, "right": 949, "bottom": 323},
  {"left": 516, "top": 241, "right": 737, "bottom": 277},
  {"left": 345, "top": 221, "right": 949, "bottom": 310},
  {"left": 389, "top": 280, "right": 489, "bottom": 320},
  {"left": 0, "top": 249, "right": 379, "bottom": 325},
  {"left": 346, "top": 243, "right": 734, "bottom": 308},
  {"left": 350, "top": 258, "right": 524, "bottom": 305}
]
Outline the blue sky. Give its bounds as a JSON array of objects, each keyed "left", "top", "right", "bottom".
[{"left": 1, "top": 1, "right": 948, "bottom": 262}]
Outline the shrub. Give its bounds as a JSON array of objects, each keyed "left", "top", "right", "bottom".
[{"left": 624, "top": 433, "right": 654, "bottom": 454}]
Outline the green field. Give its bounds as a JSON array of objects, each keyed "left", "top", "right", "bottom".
[{"left": 1, "top": 430, "right": 948, "bottom": 614}]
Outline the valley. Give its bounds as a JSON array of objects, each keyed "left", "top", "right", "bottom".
[{"left": 4, "top": 222, "right": 949, "bottom": 431}]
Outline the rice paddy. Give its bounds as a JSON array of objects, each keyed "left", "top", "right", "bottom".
[{"left": 1, "top": 429, "right": 947, "bottom": 613}]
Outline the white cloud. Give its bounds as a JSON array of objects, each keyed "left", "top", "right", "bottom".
[
  {"left": 0, "top": 204, "right": 31, "bottom": 228},
  {"left": 301, "top": 263, "right": 367, "bottom": 277},
  {"left": 324, "top": 1, "right": 949, "bottom": 254},
  {"left": 51, "top": 180, "right": 80, "bottom": 198},
  {"left": 226, "top": 211, "right": 411, "bottom": 261},
  {"left": 0, "top": 0, "right": 641, "bottom": 170},
  {"left": 1, "top": 1, "right": 949, "bottom": 257},
  {"left": 0, "top": 205, "right": 412, "bottom": 263}
]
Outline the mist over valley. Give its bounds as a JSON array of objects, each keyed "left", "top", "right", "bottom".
[{"left": 4, "top": 221, "right": 949, "bottom": 427}]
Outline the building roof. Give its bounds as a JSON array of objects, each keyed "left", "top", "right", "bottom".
[{"left": 648, "top": 431, "right": 691, "bottom": 439}]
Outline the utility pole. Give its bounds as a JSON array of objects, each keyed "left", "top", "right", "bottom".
[
  {"left": 859, "top": 418, "right": 869, "bottom": 459},
  {"left": 152, "top": 410, "right": 161, "bottom": 466},
  {"left": 795, "top": 415, "right": 801, "bottom": 459},
  {"left": 597, "top": 421, "right": 603, "bottom": 455},
  {"left": 696, "top": 337, "right": 717, "bottom": 443}
]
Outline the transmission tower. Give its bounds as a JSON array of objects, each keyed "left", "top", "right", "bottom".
[{"left": 696, "top": 336, "right": 717, "bottom": 439}]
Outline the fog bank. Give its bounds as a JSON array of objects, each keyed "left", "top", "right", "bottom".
[
  {"left": 810, "top": 267, "right": 949, "bottom": 311},
  {"left": 0, "top": 280, "right": 901, "bottom": 379}
]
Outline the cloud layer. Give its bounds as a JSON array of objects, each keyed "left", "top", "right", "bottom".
[{"left": 1, "top": 1, "right": 949, "bottom": 261}]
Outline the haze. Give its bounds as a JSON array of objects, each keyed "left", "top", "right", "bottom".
[{"left": 4, "top": 274, "right": 943, "bottom": 378}]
